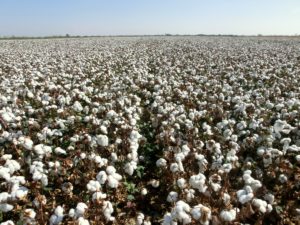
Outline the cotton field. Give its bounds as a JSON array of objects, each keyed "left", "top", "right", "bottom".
[{"left": 0, "top": 36, "right": 300, "bottom": 224}]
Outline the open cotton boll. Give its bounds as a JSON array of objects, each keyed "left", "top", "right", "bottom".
[
  {"left": 167, "top": 191, "right": 178, "bottom": 203},
  {"left": 4, "top": 160, "right": 20, "bottom": 174},
  {"left": 77, "top": 217, "right": 90, "bottom": 225},
  {"left": 0, "top": 192, "right": 11, "bottom": 203},
  {"left": 177, "top": 178, "right": 186, "bottom": 189},
  {"left": 102, "top": 201, "right": 115, "bottom": 221},
  {"left": 19, "top": 137, "right": 33, "bottom": 150},
  {"left": 54, "top": 147, "right": 66, "bottom": 155},
  {"left": 278, "top": 174, "right": 288, "bottom": 183},
  {"left": 195, "top": 154, "right": 208, "bottom": 173},
  {"left": 243, "top": 170, "right": 262, "bottom": 191},
  {"left": 136, "top": 212, "right": 145, "bottom": 225},
  {"left": 92, "top": 191, "right": 107, "bottom": 202},
  {"left": 75, "top": 202, "right": 88, "bottom": 216},
  {"left": 72, "top": 101, "right": 83, "bottom": 112},
  {"left": 11, "top": 184, "right": 28, "bottom": 200},
  {"left": 0, "top": 220, "right": 14, "bottom": 225},
  {"left": 96, "top": 135, "right": 109, "bottom": 147},
  {"left": 162, "top": 212, "right": 174, "bottom": 225},
  {"left": 171, "top": 201, "right": 191, "bottom": 225},
  {"left": 237, "top": 186, "right": 254, "bottom": 204},
  {"left": 49, "top": 206, "right": 64, "bottom": 225},
  {"left": 34, "top": 144, "right": 52, "bottom": 156},
  {"left": 189, "top": 173, "right": 207, "bottom": 193},
  {"left": 222, "top": 193, "right": 231, "bottom": 205},
  {"left": 296, "top": 155, "right": 300, "bottom": 163},
  {"left": 170, "top": 163, "right": 179, "bottom": 173},
  {"left": 220, "top": 208, "right": 239, "bottom": 222},
  {"left": 1, "top": 112, "right": 15, "bottom": 123},
  {"left": 191, "top": 204, "right": 211, "bottom": 225},
  {"left": 156, "top": 158, "right": 167, "bottom": 167},
  {"left": 0, "top": 203, "right": 13, "bottom": 212},
  {"left": 252, "top": 198, "right": 272, "bottom": 213},
  {"left": 0, "top": 167, "right": 10, "bottom": 181},
  {"left": 96, "top": 171, "right": 107, "bottom": 184},
  {"left": 86, "top": 180, "right": 101, "bottom": 192},
  {"left": 124, "top": 161, "right": 137, "bottom": 175}
]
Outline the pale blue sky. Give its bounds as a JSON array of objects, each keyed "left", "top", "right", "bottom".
[{"left": 0, "top": 0, "right": 299, "bottom": 36}]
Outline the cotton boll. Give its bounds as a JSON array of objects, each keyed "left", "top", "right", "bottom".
[
  {"left": 106, "top": 166, "right": 116, "bottom": 175},
  {"left": 296, "top": 155, "right": 300, "bottom": 163},
  {"left": 191, "top": 204, "right": 211, "bottom": 225},
  {"left": 111, "top": 153, "right": 118, "bottom": 162},
  {"left": 54, "top": 147, "right": 66, "bottom": 155},
  {"left": 0, "top": 192, "right": 11, "bottom": 203},
  {"left": 34, "top": 144, "right": 52, "bottom": 156},
  {"left": 77, "top": 217, "right": 90, "bottom": 225},
  {"left": 75, "top": 202, "right": 88, "bottom": 216},
  {"left": 0, "top": 203, "right": 13, "bottom": 212},
  {"left": 72, "top": 101, "right": 83, "bottom": 112},
  {"left": 237, "top": 186, "right": 254, "bottom": 204},
  {"left": 49, "top": 206, "right": 64, "bottom": 225},
  {"left": 19, "top": 137, "right": 33, "bottom": 150},
  {"left": 141, "top": 188, "right": 148, "bottom": 195},
  {"left": 222, "top": 193, "right": 231, "bottom": 205},
  {"left": 92, "top": 191, "right": 107, "bottom": 202},
  {"left": 170, "top": 163, "right": 179, "bottom": 173},
  {"left": 136, "top": 212, "right": 145, "bottom": 225},
  {"left": 102, "top": 201, "right": 115, "bottom": 221},
  {"left": 185, "top": 189, "right": 195, "bottom": 202},
  {"left": 220, "top": 208, "right": 239, "bottom": 222},
  {"left": 156, "top": 158, "right": 167, "bottom": 167},
  {"left": 0, "top": 167, "right": 10, "bottom": 180},
  {"left": 96, "top": 171, "right": 107, "bottom": 184},
  {"left": 278, "top": 174, "right": 288, "bottom": 183},
  {"left": 124, "top": 161, "right": 137, "bottom": 175},
  {"left": 177, "top": 178, "right": 186, "bottom": 189},
  {"left": 68, "top": 208, "right": 76, "bottom": 218},
  {"left": 189, "top": 173, "right": 207, "bottom": 193},
  {"left": 149, "top": 179, "right": 160, "bottom": 188},
  {"left": 86, "top": 180, "right": 101, "bottom": 192},
  {"left": 0, "top": 220, "right": 14, "bottom": 225},
  {"left": 252, "top": 198, "right": 272, "bottom": 213},
  {"left": 171, "top": 201, "right": 191, "bottom": 225},
  {"left": 167, "top": 191, "right": 178, "bottom": 203},
  {"left": 96, "top": 134, "right": 109, "bottom": 147}
]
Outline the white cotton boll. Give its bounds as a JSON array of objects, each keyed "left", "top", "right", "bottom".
[
  {"left": 107, "top": 175, "right": 119, "bottom": 188},
  {"left": 220, "top": 208, "right": 238, "bottom": 222},
  {"left": 49, "top": 206, "right": 64, "bottom": 225},
  {"left": 141, "top": 188, "right": 148, "bottom": 195},
  {"left": 0, "top": 167, "right": 10, "bottom": 180},
  {"left": 0, "top": 203, "right": 13, "bottom": 212},
  {"left": 252, "top": 198, "right": 270, "bottom": 213},
  {"left": 106, "top": 166, "right": 116, "bottom": 175},
  {"left": 264, "top": 193, "right": 275, "bottom": 204},
  {"left": 296, "top": 155, "right": 300, "bottom": 163},
  {"left": 20, "top": 137, "right": 33, "bottom": 150},
  {"left": 96, "top": 134, "right": 109, "bottom": 147},
  {"left": 124, "top": 161, "right": 137, "bottom": 175},
  {"left": 162, "top": 212, "right": 174, "bottom": 225},
  {"left": 189, "top": 173, "right": 207, "bottom": 193},
  {"left": 77, "top": 217, "right": 90, "bottom": 225},
  {"left": 11, "top": 184, "right": 28, "bottom": 200},
  {"left": 24, "top": 208, "right": 36, "bottom": 219},
  {"left": 223, "top": 193, "right": 231, "bottom": 205},
  {"left": 172, "top": 201, "right": 191, "bottom": 225},
  {"left": 0, "top": 220, "right": 14, "bottom": 225},
  {"left": 278, "top": 174, "right": 288, "bottom": 183},
  {"left": 237, "top": 186, "right": 254, "bottom": 204},
  {"left": 75, "top": 202, "right": 88, "bottom": 216},
  {"left": 150, "top": 179, "right": 160, "bottom": 188},
  {"left": 0, "top": 192, "right": 10, "bottom": 202},
  {"left": 177, "top": 178, "right": 186, "bottom": 189},
  {"left": 1, "top": 112, "right": 14, "bottom": 123},
  {"left": 111, "top": 153, "right": 118, "bottom": 162},
  {"left": 54, "top": 147, "right": 66, "bottom": 155},
  {"left": 170, "top": 163, "right": 179, "bottom": 173},
  {"left": 167, "top": 191, "right": 178, "bottom": 203},
  {"left": 68, "top": 208, "right": 76, "bottom": 218},
  {"left": 96, "top": 171, "right": 107, "bottom": 184},
  {"left": 92, "top": 191, "right": 107, "bottom": 202},
  {"left": 100, "top": 125, "right": 108, "bottom": 134},
  {"left": 185, "top": 189, "right": 195, "bottom": 202},
  {"left": 136, "top": 212, "right": 145, "bottom": 225},
  {"left": 34, "top": 144, "right": 52, "bottom": 156},
  {"left": 156, "top": 158, "right": 167, "bottom": 167},
  {"left": 5, "top": 160, "right": 20, "bottom": 174},
  {"left": 86, "top": 180, "right": 101, "bottom": 192},
  {"left": 191, "top": 204, "right": 211, "bottom": 225},
  {"left": 102, "top": 201, "right": 115, "bottom": 221},
  {"left": 72, "top": 101, "right": 83, "bottom": 112}
]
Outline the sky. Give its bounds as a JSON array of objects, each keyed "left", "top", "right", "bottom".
[{"left": 0, "top": 0, "right": 299, "bottom": 36}]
